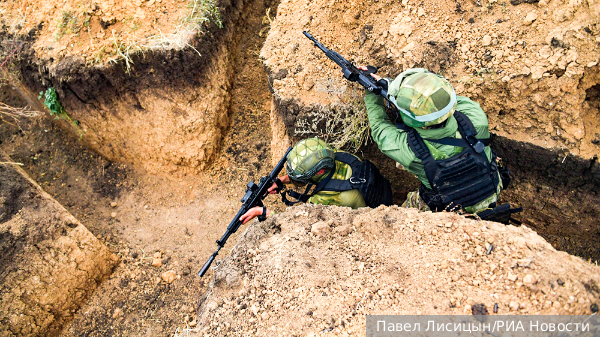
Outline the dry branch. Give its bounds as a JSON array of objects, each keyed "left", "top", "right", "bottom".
[{"left": 0, "top": 102, "right": 39, "bottom": 119}]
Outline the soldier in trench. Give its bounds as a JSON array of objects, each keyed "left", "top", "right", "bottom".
[
  {"left": 239, "top": 137, "right": 393, "bottom": 223},
  {"left": 359, "top": 67, "right": 517, "bottom": 220}
]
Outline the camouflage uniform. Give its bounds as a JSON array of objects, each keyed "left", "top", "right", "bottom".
[
  {"left": 366, "top": 69, "right": 503, "bottom": 214},
  {"left": 307, "top": 152, "right": 367, "bottom": 209},
  {"left": 286, "top": 138, "right": 367, "bottom": 209}
]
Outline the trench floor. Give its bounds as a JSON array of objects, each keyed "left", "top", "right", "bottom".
[{"left": 0, "top": 1, "right": 281, "bottom": 335}]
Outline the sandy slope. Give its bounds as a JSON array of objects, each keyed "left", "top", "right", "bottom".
[{"left": 195, "top": 204, "right": 600, "bottom": 335}]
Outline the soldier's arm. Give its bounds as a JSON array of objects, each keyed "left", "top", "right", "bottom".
[{"left": 364, "top": 91, "right": 412, "bottom": 166}]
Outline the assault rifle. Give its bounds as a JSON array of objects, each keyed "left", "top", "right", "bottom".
[
  {"left": 198, "top": 146, "right": 293, "bottom": 277},
  {"left": 303, "top": 31, "right": 398, "bottom": 112}
]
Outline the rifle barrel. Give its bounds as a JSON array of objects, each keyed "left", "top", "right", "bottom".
[
  {"left": 197, "top": 146, "right": 293, "bottom": 278},
  {"left": 198, "top": 248, "right": 220, "bottom": 277}
]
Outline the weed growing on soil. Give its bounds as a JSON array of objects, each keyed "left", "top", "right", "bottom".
[
  {"left": 39, "top": 88, "right": 66, "bottom": 117},
  {"left": 82, "top": 11, "right": 92, "bottom": 33},
  {"left": 182, "top": 0, "right": 223, "bottom": 31},
  {"left": 38, "top": 88, "right": 83, "bottom": 137},
  {"left": 56, "top": 11, "right": 80, "bottom": 39}
]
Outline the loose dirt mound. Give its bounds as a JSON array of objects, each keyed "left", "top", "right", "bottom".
[
  {"left": 196, "top": 204, "right": 600, "bottom": 335},
  {"left": 262, "top": 0, "right": 600, "bottom": 157},
  {"left": 0, "top": 156, "right": 118, "bottom": 337}
]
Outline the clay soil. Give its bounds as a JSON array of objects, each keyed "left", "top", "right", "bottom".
[
  {"left": 1, "top": 0, "right": 194, "bottom": 65},
  {"left": 1, "top": 0, "right": 600, "bottom": 334},
  {"left": 0, "top": 156, "right": 118, "bottom": 337},
  {"left": 196, "top": 204, "right": 600, "bottom": 335},
  {"left": 262, "top": 0, "right": 600, "bottom": 157},
  {"left": 261, "top": 0, "right": 600, "bottom": 261},
  {"left": 0, "top": 0, "right": 281, "bottom": 334}
]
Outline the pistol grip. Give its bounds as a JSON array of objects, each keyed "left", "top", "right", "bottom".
[{"left": 364, "top": 65, "right": 378, "bottom": 76}]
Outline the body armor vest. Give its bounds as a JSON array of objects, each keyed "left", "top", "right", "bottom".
[{"left": 406, "top": 111, "right": 499, "bottom": 212}]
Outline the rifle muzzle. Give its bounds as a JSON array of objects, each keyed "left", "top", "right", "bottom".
[{"left": 198, "top": 252, "right": 217, "bottom": 277}]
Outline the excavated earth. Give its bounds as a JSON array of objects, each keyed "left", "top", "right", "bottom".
[
  {"left": 195, "top": 204, "right": 600, "bottom": 335},
  {"left": 1, "top": 0, "right": 600, "bottom": 335},
  {"left": 0, "top": 155, "right": 118, "bottom": 336},
  {"left": 1, "top": 0, "right": 281, "bottom": 334},
  {"left": 1, "top": 0, "right": 255, "bottom": 176},
  {"left": 262, "top": 0, "right": 600, "bottom": 260}
]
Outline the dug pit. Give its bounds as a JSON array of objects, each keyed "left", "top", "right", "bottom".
[{"left": 1, "top": 0, "right": 599, "bottom": 334}]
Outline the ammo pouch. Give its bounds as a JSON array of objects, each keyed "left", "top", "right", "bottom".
[
  {"left": 341, "top": 155, "right": 394, "bottom": 208},
  {"left": 281, "top": 152, "right": 393, "bottom": 208},
  {"left": 499, "top": 166, "right": 511, "bottom": 189},
  {"left": 408, "top": 111, "right": 499, "bottom": 212},
  {"left": 477, "top": 203, "right": 523, "bottom": 225}
]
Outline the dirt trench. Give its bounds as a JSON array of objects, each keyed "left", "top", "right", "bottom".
[
  {"left": 2, "top": 0, "right": 257, "bottom": 176},
  {"left": 1, "top": 0, "right": 282, "bottom": 335},
  {"left": 262, "top": 0, "right": 600, "bottom": 262},
  {"left": 1, "top": 0, "right": 600, "bottom": 335},
  {"left": 0, "top": 157, "right": 118, "bottom": 337},
  {"left": 268, "top": 94, "right": 600, "bottom": 262}
]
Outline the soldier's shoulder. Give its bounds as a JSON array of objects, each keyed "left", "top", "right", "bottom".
[
  {"left": 456, "top": 95, "right": 483, "bottom": 110},
  {"left": 456, "top": 96, "right": 487, "bottom": 122}
]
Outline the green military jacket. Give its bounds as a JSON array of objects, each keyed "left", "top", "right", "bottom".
[
  {"left": 307, "top": 151, "right": 367, "bottom": 209},
  {"left": 365, "top": 91, "right": 502, "bottom": 213}
]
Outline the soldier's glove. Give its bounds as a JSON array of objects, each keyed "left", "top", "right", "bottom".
[
  {"left": 274, "top": 178, "right": 285, "bottom": 193},
  {"left": 257, "top": 207, "right": 268, "bottom": 222},
  {"left": 376, "top": 78, "right": 389, "bottom": 91}
]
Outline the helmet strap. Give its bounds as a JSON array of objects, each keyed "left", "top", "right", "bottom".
[{"left": 281, "top": 168, "right": 335, "bottom": 206}]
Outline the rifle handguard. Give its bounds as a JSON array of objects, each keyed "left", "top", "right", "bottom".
[{"left": 198, "top": 147, "right": 292, "bottom": 278}]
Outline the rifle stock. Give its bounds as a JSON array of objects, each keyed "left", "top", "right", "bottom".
[{"left": 198, "top": 147, "right": 293, "bottom": 277}]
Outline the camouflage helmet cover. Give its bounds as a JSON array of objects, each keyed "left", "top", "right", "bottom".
[
  {"left": 388, "top": 68, "right": 457, "bottom": 128},
  {"left": 286, "top": 138, "right": 335, "bottom": 184}
]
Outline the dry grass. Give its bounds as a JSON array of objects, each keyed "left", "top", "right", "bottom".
[
  {"left": 0, "top": 101, "right": 40, "bottom": 129},
  {"left": 107, "top": 31, "right": 143, "bottom": 74},
  {"left": 103, "top": 0, "right": 219, "bottom": 74},
  {"left": 294, "top": 101, "right": 371, "bottom": 153},
  {"left": 0, "top": 7, "right": 29, "bottom": 36},
  {"left": 259, "top": 8, "right": 274, "bottom": 37},
  {"left": 0, "top": 102, "right": 38, "bottom": 118},
  {"left": 294, "top": 80, "right": 371, "bottom": 152},
  {"left": 1, "top": 0, "right": 221, "bottom": 74}
]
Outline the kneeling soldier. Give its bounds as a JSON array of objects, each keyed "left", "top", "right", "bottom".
[
  {"left": 361, "top": 67, "right": 520, "bottom": 223},
  {"left": 240, "top": 138, "right": 393, "bottom": 223}
]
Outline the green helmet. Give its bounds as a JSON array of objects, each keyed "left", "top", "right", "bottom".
[
  {"left": 388, "top": 68, "right": 457, "bottom": 128},
  {"left": 286, "top": 138, "right": 335, "bottom": 184}
]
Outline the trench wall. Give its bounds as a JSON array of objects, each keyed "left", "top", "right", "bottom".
[
  {"left": 1, "top": 0, "right": 255, "bottom": 176},
  {"left": 0, "top": 156, "right": 118, "bottom": 336},
  {"left": 269, "top": 93, "right": 600, "bottom": 261},
  {"left": 263, "top": 0, "right": 600, "bottom": 261}
]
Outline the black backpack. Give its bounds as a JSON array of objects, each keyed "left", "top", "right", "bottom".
[{"left": 282, "top": 152, "right": 393, "bottom": 208}]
